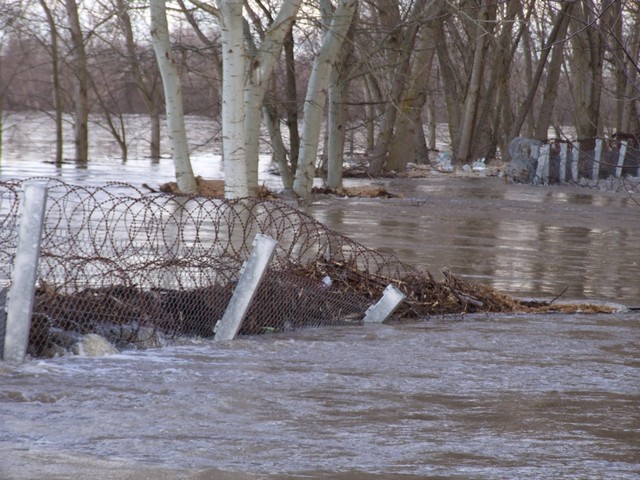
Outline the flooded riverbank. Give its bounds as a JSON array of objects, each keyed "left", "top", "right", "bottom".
[{"left": 1, "top": 112, "right": 639, "bottom": 479}]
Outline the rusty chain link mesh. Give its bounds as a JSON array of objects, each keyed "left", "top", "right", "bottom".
[{"left": 1, "top": 179, "right": 527, "bottom": 358}]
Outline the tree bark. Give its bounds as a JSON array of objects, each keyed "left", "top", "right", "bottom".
[
  {"left": 533, "top": 2, "right": 573, "bottom": 140},
  {"left": 118, "top": 0, "right": 162, "bottom": 160},
  {"left": 293, "top": 0, "right": 358, "bottom": 199},
  {"left": 569, "top": 0, "right": 605, "bottom": 139},
  {"left": 387, "top": 12, "right": 439, "bottom": 171},
  {"left": 150, "top": 0, "right": 197, "bottom": 194},
  {"left": 216, "top": 0, "right": 248, "bottom": 198},
  {"left": 366, "top": 0, "right": 427, "bottom": 175},
  {"left": 455, "top": 1, "right": 493, "bottom": 164},
  {"left": 64, "top": 0, "right": 89, "bottom": 163},
  {"left": 39, "top": 0, "right": 63, "bottom": 166},
  {"left": 509, "top": 1, "right": 573, "bottom": 141},
  {"left": 243, "top": 0, "right": 302, "bottom": 194},
  {"left": 327, "top": 6, "right": 356, "bottom": 189},
  {"left": 621, "top": 6, "right": 640, "bottom": 133}
]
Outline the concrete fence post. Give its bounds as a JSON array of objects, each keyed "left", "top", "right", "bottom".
[
  {"left": 363, "top": 284, "right": 406, "bottom": 324},
  {"left": 559, "top": 143, "right": 568, "bottom": 183},
  {"left": 572, "top": 142, "right": 580, "bottom": 181},
  {"left": 593, "top": 139, "right": 603, "bottom": 179},
  {"left": 535, "top": 144, "right": 550, "bottom": 185},
  {"left": 615, "top": 141, "right": 627, "bottom": 177},
  {"left": 3, "top": 182, "right": 48, "bottom": 364},
  {"left": 214, "top": 234, "right": 278, "bottom": 341}
]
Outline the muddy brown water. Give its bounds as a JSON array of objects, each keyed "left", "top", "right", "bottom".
[{"left": 1, "top": 113, "right": 639, "bottom": 478}]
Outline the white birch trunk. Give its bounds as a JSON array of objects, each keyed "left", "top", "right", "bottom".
[
  {"left": 293, "top": 0, "right": 358, "bottom": 199},
  {"left": 218, "top": 0, "right": 248, "bottom": 198},
  {"left": 150, "top": 0, "right": 197, "bottom": 194},
  {"left": 244, "top": 0, "right": 302, "bottom": 194}
]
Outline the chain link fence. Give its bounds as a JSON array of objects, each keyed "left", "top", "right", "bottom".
[{"left": 1, "top": 179, "right": 565, "bottom": 359}]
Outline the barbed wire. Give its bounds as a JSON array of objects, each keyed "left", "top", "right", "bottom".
[{"left": 1, "top": 178, "right": 607, "bottom": 359}]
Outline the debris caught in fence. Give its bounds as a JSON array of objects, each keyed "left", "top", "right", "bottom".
[{"left": 0, "top": 179, "right": 617, "bottom": 359}]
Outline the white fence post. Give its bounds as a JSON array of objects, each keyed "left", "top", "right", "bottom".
[
  {"left": 572, "top": 142, "right": 580, "bottom": 181},
  {"left": 559, "top": 143, "right": 567, "bottom": 182},
  {"left": 363, "top": 284, "right": 406, "bottom": 324},
  {"left": 535, "top": 144, "right": 550, "bottom": 184},
  {"left": 3, "top": 182, "right": 48, "bottom": 364},
  {"left": 615, "top": 141, "right": 627, "bottom": 177},
  {"left": 214, "top": 234, "right": 278, "bottom": 341},
  {"left": 593, "top": 138, "right": 602, "bottom": 179}
]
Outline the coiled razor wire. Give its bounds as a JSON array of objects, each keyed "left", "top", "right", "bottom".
[{"left": 1, "top": 179, "right": 564, "bottom": 358}]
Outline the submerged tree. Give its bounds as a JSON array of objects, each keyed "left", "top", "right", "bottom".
[
  {"left": 150, "top": 0, "right": 197, "bottom": 193},
  {"left": 64, "top": 0, "right": 90, "bottom": 163}
]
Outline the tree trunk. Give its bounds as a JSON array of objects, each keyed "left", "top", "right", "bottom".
[
  {"left": 293, "top": 0, "right": 358, "bottom": 199},
  {"left": 472, "top": 0, "right": 523, "bottom": 160},
  {"left": 243, "top": 0, "right": 302, "bottom": 194},
  {"left": 39, "top": 0, "right": 63, "bottom": 166},
  {"left": 569, "top": 0, "right": 605, "bottom": 139},
  {"left": 118, "top": 0, "right": 162, "bottom": 160},
  {"left": 263, "top": 98, "right": 294, "bottom": 190},
  {"left": 327, "top": 7, "right": 356, "bottom": 189},
  {"left": 621, "top": 6, "right": 640, "bottom": 133},
  {"left": 217, "top": 0, "right": 248, "bottom": 198},
  {"left": 283, "top": 30, "right": 300, "bottom": 173},
  {"left": 455, "top": 1, "right": 492, "bottom": 164},
  {"left": 366, "top": 0, "right": 428, "bottom": 175},
  {"left": 387, "top": 12, "right": 439, "bottom": 171},
  {"left": 533, "top": 3, "right": 573, "bottom": 140},
  {"left": 327, "top": 67, "right": 348, "bottom": 188},
  {"left": 435, "top": 20, "right": 462, "bottom": 152},
  {"left": 150, "top": 0, "right": 197, "bottom": 194},
  {"left": 509, "top": 1, "right": 574, "bottom": 141},
  {"left": 64, "top": 0, "right": 89, "bottom": 163}
]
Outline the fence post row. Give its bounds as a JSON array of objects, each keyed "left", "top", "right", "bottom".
[
  {"left": 3, "top": 182, "right": 48, "bottom": 364},
  {"left": 1, "top": 192, "right": 408, "bottom": 360}
]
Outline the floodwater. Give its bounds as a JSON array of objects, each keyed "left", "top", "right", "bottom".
[{"left": 1, "top": 112, "right": 639, "bottom": 479}]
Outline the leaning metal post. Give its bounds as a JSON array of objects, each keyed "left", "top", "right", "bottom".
[
  {"left": 363, "top": 284, "right": 406, "bottom": 324},
  {"left": 214, "top": 234, "right": 278, "bottom": 341},
  {"left": 3, "top": 182, "right": 48, "bottom": 364}
]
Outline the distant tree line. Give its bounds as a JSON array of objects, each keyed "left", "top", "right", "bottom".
[{"left": 0, "top": 0, "right": 638, "bottom": 198}]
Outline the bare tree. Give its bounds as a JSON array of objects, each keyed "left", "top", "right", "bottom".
[
  {"left": 150, "top": 0, "right": 197, "bottom": 193},
  {"left": 117, "top": 0, "right": 162, "bottom": 160},
  {"left": 64, "top": 0, "right": 90, "bottom": 163},
  {"left": 293, "top": 0, "right": 358, "bottom": 199}
]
